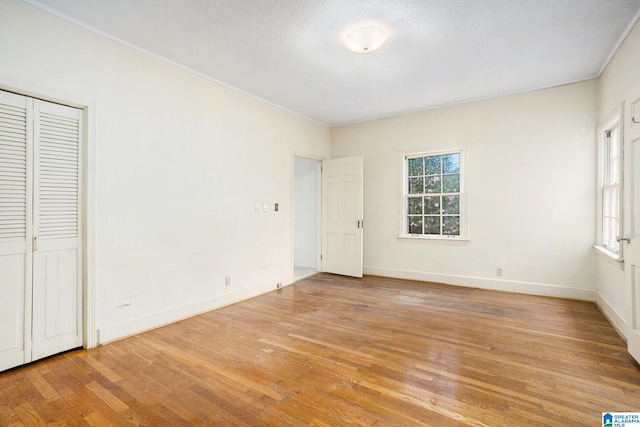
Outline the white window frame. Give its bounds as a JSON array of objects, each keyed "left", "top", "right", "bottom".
[
  {"left": 399, "top": 148, "right": 468, "bottom": 241},
  {"left": 595, "top": 109, "right": 623, "bottom": 262}
]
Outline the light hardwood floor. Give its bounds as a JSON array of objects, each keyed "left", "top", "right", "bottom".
[{"left": 1, "top": 273, "right": 639, "bottom": 426}]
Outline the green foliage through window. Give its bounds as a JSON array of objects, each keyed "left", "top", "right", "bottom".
[{"left": 406, "top": 151, "right": 461, "bottom": 237}]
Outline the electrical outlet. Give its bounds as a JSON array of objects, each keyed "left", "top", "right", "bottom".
[
  {"left": 496, "top": 268, "right": 503, "bottom": 277},
  {"left": 225, "top": 276, "right": 231, "bottom": 286},
  {"left": 255, "top": 203, "right": 260, "bottom": 212},
  {"left": 276, "top": 282, "right": 282, "bottom": 289}
]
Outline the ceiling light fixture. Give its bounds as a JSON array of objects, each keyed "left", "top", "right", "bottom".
[{"left": 342, "top": 24, "right": 389, "bottom": 54}]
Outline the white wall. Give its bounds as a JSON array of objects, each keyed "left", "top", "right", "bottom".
[
  {"left": 331, "top": 80, "right": 598, "bottom": 299},
  {"left": 294, "top": 157, "right": 319, "bottom": 269},
  {"left": 0, "top": 0, "right": 329, "bottom": 344},
  {"left": 596, "top": 19, "right": 640, "bottom": 336}
]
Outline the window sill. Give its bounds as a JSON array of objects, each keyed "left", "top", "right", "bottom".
[
  {"left": 593, "top": 245, "right": 624, "bottom": 269},
  {"left": 398, "top": 236, "right": 470, "bottom": 245}
]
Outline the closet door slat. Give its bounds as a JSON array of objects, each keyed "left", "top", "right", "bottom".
[{"left": 0, "top": 100, "right": 27, "bottom": 243}]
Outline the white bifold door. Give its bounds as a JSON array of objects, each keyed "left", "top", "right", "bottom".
[
  {"left": 321, "top": 156, "right": 363, "bottom": 278},
  {"left": 0, "top": 90, "right": 83, "bottom": 372}
]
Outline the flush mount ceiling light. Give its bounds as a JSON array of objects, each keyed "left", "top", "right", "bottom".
[{"left": 342, "top": 24, "right": 389, "bottom": 54}]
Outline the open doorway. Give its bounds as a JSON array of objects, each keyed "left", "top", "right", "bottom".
[{"left": 293, "top": 156, "right": 321, "bottom": 281}]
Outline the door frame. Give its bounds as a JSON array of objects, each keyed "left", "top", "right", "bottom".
[
  {"left": 291, "top": 152, "right": 324, "bottom": 282},
  {"left": 0, "top": 77, "right": 97, "bottom": 349}
]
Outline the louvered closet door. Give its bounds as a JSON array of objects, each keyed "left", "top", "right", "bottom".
[
  {"left": 0, "top": 91, "right": 33, "bottom": 372},
  {"left": 31, "top": 99, "right": 83, "bottom": 361},
  {"left": 0, "top": 93, "right": 82, "bottom": 371}
]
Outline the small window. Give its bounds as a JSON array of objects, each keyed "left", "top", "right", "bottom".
[
  {"left": 597, "top": 114, "right": 622, "bottom": 257},
  {"left": 402, "top": 150, "right": 465, "bottom": 239}
]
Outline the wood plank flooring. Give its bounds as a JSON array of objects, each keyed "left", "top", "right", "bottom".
[{"left": 1, "top": 273, "right": 640, "bottom": 426}]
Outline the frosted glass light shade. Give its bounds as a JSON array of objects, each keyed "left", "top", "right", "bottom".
[{"left": 343, "top": 25, "right": 389, "bottom": 54}]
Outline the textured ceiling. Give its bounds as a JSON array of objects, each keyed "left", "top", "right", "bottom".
[{"left": 24, "top": 0, "right": 640, "bottom": 126}]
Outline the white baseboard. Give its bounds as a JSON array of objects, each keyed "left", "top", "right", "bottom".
[
  {"left": 97, "top": 268, "right": 601, "bottom": 345},
  {"left": 364, "top": 266, "right": 597, "bottom": 301},
  {"left": 97, "top": 278, "right": 290, "bottom": 345},
  {"left": 596, "top": 292, "right": 628, "bottom": 340}
]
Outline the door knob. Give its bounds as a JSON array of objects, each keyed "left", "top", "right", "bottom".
[{"left": 617, "top": 235, "right": 631, "bottom": 243}]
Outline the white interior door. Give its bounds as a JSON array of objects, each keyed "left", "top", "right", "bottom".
[
  {"left": 0, "top": 90, "right": 33, "bottom": 371},
  {"left": 0, "top": 91, "right": 82, "bottom": 372},
  {"left": 627, "top": 98, "right": 640, "bottom": 363},
  {"left": 321, "top": 156, "right": 363, "bottom": 278}
]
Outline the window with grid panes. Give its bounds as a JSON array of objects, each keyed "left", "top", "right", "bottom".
[
  {"left": 405, "top": 150, "right": 463, "bottom": 238},
  {"left": 599, "top": 122, "right": 622, "bottom": 255}
]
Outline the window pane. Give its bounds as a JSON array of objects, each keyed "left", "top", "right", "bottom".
[
  {"left": 424, "top": 216, "right": 440, "bottom": 234},
  {"left": 408, "top": 157, "right": 423, "bottom": 177},
  {"left": 425, "top": 156, "right": 441, "bottom": 175},
  {"left": 442, "top": 195, "right": 460, "bottom": 214},
  {"left": 611, "top": 188, "right": 619, "bottom": 217},
  {"left": 610, "top": 127, "right": 619, "bottom": 157},
  {"left": 612, "top": 218, "right": 620, "bottom": 252},
  {"left": 604, "top": 187, "right": 619, "bottom": 217},
  {"left": 603, "top": 188, "right": 610, "bottom": 213},
  {"left": 442, "top": 216, "right": 460, "bottom": 235},
  {"left": 443, "top": 153, "right": 460, "bottom": 174},
  {"left": 408, "top": 216, "right": 423, "bottom": 234},
  {"left": 408, "top": 177, "right": 424, "bottom": 194},
  {"left": 442, "top": 174, "right": 460, "bottom": 193},
  {"left": 408, "top": 197, "right": 423, "bottom": 214},
  {"left": 603, "top": 217, "right": 610, "bottom": 245},
  {"left": 609, "top": 158, "right": 619, "bottom": 185},
  {"left": 424, "top": 196, "right": 441, "bottom": 214},
  {"left": 604, "top": 217, "right": 619, "bottom": 253},
  {"left": 425, "top": 176, "right": 441, "bottom": 193}
]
